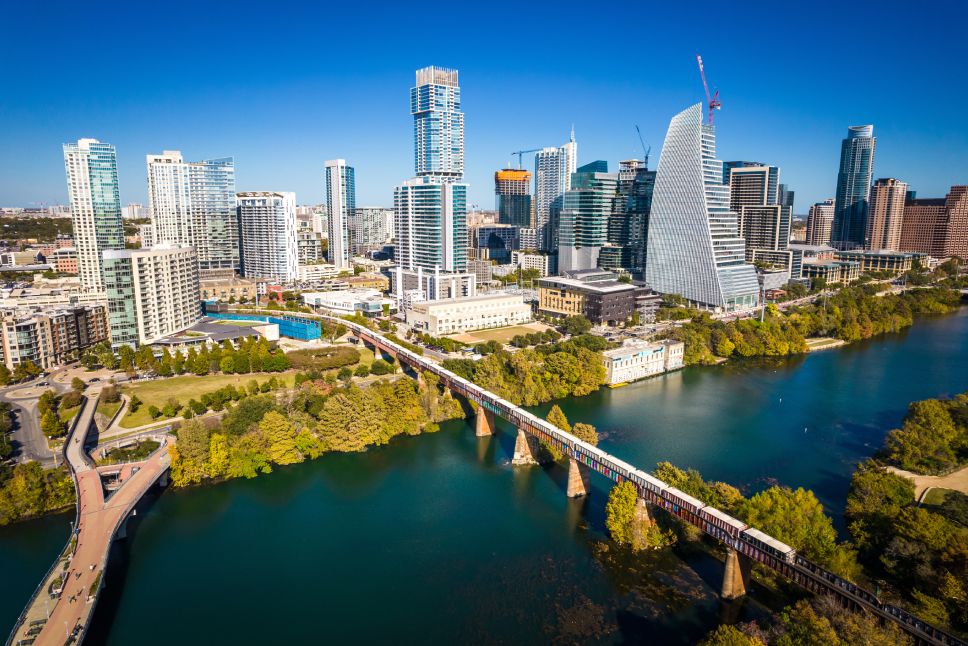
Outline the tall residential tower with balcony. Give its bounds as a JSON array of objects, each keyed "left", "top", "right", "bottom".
[
  {"left": 324, "top": 159, "right": 355, "bottom": 269},
  {"left": 146, "top": 151, "right": 238, "bottom": 272},
  {"left": 237, "top": 191, "right": 298, "bottom": 282},
  {"left": 63, "top": 138, "right": 125, "bottom": 293}
]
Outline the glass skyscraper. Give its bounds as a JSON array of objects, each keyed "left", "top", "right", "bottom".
[
  {"left": 645, "top": 103, "right": 759, "bottom": 311},
  {"left": 557, "top": 161, "right": 617, "bottom": 272},
  {"left": 146, "top": 151, "right": 238, "bottom": 272},
  {"left": 831, "top": 125, "right": 876, "bottom": 250},
  {"left": 63, "top": 138, "right": 125, "bottom": 293},
  {"left": 395, "top": 67, "right": 469, "bottom": 276},
  {"left": 411, "top": 66, "right": 463, "bottom": 182},
  {"left": 324, "top": 159, "right": 355, "bottom": 269}
]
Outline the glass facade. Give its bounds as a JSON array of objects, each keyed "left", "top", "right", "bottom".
[
  {"left": 394, "top": 178, "right": 468, "bottom": 272},
  {"left": 645, "top": 104, "right": 759, "bottom": 311},
  {"left": 324, "top": 160, "right": 355, "bottom": 269},
  {"left": 533, "top": 132, "right": 577, "bottom": 252},
  {"left": 832, "top": 125, "right": 875, "bottom": 250},
  {"left": 558, "top": 161, "right": 617, "bottom": 272},
  {"left": 411, "top": 66, "right": 463, "bottom": 182},
  {"left": 63, "top": 139, "right": 124, "bottom": 293},
  {"left": 146, "top": 151, "right": 238, "bottom": 271}
]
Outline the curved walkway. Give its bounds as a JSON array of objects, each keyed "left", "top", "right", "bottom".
[
  {"left": 887, "top": 464, "right": 968, "bottom": 502},
  {"left": 8, "top": 395, "right": 170, "bottom": 646}
]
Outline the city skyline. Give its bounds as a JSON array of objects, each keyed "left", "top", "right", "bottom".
[{"left": 3, "top": 2, "right": 966, "bottom": 213}]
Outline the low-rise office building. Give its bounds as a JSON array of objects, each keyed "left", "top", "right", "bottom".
[
  {"left": 538, "top": 269, "right": 654, "bottom": 325},
  {"left": 48, "top": 247, "right": 78, "bottom": 274},
  {"left": 297, "top": 263, "right": 341, "bottom": 282},
  {"left": 0, "top": 304, "right": 109, "bottom": 370},
  {"left": 200, "top": 274, "right": 259, "bottom": 302},
  {"left": 833, "top": 249, "right": 921, "bottom": 275},
  {"left": 406, "top": 292, "right": 532, "bottom": 336},
  {"left": 801, "top": 260, "right": 860, "bottom": 285},
  {"left": 601, "top": 339, "right": 685, "bottom": 386},
  {"left": 510, "top": 251, "right": 551, "bottom": 277},
  {"left": 303, "top": 289, "right": 395, "bottom": 316}
]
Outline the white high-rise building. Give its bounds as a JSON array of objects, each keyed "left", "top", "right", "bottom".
[
  {"left": 394, "top": 178, "right": 468, "bottom": 272},
  {"left": 146, "top": 150, "right": 238, "bottom": 272},
  {"left": 236, "top": 192, "right": 298, "bottom": 282},
  {"left": 412, "top": 66, "right": 464, "bottom": 182},
  {"left": 102, "top": 244, "right": 201, "bottom": 347},
  {"left": 63, "top": 138, "right": 125, "bottom": 293},
  {"left": 348, "top": 207, "right": 392, "bottom": 255},
  {"left": 645, "top": 104, "right": 759, "bottom": 311},
  {"left": 534, "top": 129, "right": 578, "bottom": 252},
  {"left": 324, "top": 160, "right": 354, "bottom": 269}
]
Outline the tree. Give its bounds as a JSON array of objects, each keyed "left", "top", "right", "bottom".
[
  {"left": 128, "top": 394, "right": 142, "bottom": 413},
  {"left": 546, "top": 404, "right": 571, "bottom": 432},
  {"left": 845, "top": 461, "right": 915, "bottom": 553},
  {"left": 370, "top": 359, "right": 394, "bottom": 376},
  {"left": 571, "top": 422, "right": 598, "bottom": 446},
  {"left": 740, "top": 486, "right": 838, "bottom": 564},
  {"left": 207, "top": 433, "right": 229, "bottom": 478},
  {"left": 71, "top": 377, "right": 86, "bottom": 392},
  {"left": 354, "top": 364, "right": 370, "bottom": 378},
  {"left": 170, "top": 419, "right": 210, "bottom": 486},
  {"left": 775, "top": 600, "right": 843, "bottom": 646},
  {"left": 698, "top": 625, "right": 764, "bottom": 646},
  {"left": 0, "top": 364, "right": 10, "bottom": 386},
  {"left": 260, "top": 411, "right": 302, "bottom": 465},
  {"left": 118, "top": 345, "right": 135, "bottom": 372},
  {"left": 40, "top": 410, "right": 63, "bottom": 438},
  {"left": 338, "top": 367, "right": 353, "bottom": 383},
  {"left": 561, "top": 315, "right": 592, "bottom": 336}
]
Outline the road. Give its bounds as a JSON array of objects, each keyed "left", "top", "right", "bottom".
[{"left": 0, "top": 373, "right": 70, "bottom": 466}]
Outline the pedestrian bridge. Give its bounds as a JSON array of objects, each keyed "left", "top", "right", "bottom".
[
  {"left": 330, "top": 316, "right": 963, "bottom": 646},
  {"left": 7, "top": 395, "right": 170, "bottom": 646}
]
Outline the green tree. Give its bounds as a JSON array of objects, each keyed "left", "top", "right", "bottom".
[
  {"left": 740, "top": 486, "right": 838, "bottom": 564},
  {"left": 571, "top": 422, "right": 598, "bottom": 446},
  {"left": 260, "top": 411, "right": 302, "bottom": 465},
  {"left": 605, "top": 480, "right": 662, "bottom": 551},
  {"left": 698, "top": 625, "right": 764, "bottom": 646},
  {"left": 207, "top": 433, "right": 229, "bottom": 478},
  {"left": 561, "top": 315, "right": 592, "bottom": 336},
  {"left": 71, "top": 377, "right": 86, "bottom": 392},
  {"left": 40, "top": 410, "right": 63, "bottom": 438},
  {"left": 354, "top": 364, "right": 370, "bottom": 378},
  {"left": 370, "top": 359, "right": 394, "bottom": 375},
  {"left": 0, "top": 364, "right": 11, "bottom": 386},
  {"left": 546, "top": 404, "right": 571, "bottom": 432},
  {"left": 170, "top": 419, "right": 211, "bottom": 486},
  {"left": 845, "top": 461, "right": 915, "bottom": 553},
  {"left": 775, "top": 600, "right": 843, "bottom": 646}
]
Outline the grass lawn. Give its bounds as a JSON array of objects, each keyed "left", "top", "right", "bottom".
[
  {"left": 448, "top": 323, "right": 551, "bottom": 345},
  {"left": 96, "top": 400, "right": 122, "bottom": 420},
  {"left": 59, "top": 405, "right": 81, "bottom": 425},
  {"left": 923, "top": 488, "right": 954, "bottom": 506},
  {"left": 119, "top": 372, "right": 296, "bottom": 428},
  {"left": 357, "top": 346, "right": 375, "bottom": 366}
]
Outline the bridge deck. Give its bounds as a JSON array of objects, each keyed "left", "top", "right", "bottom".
[{"left": 9, "top": 395, "right": 170, "bottom": 646}]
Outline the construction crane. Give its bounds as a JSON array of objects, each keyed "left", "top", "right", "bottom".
[
  {"left": 696, "top": 54, "right": 721, "bottom": 124},
  {"left": 510, "top": 148, "right": 541, "bottom": 170},
  {"left": 634, "top": 125, "right": 651, "bottom": 168}
]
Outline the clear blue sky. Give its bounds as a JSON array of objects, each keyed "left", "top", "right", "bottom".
[{"left": 2, "top": 0, "right": 966, "bottom": 214}]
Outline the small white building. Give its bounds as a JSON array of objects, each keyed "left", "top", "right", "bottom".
[
  {"left": 602, "top": 339, "right": 685, "bottom": 386},
  {"left": 297, "top": 263, "right": 341, "bottom": 282},
  {"left": 302, "top": 288, "right": 394, "bottom": 317},
  {"left": 510, "top": 251, "right": 551, "bottom": 277},
  {"left": 406, "top": 292, "right": 532, "bottom": 336}
]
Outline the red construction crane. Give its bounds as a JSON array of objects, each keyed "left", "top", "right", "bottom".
[{"left": 696, "top": 54, "right": 721, "bottom": 124}]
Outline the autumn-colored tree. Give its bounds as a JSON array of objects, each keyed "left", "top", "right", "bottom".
[
  {"left": 546, "top": 404, "right": 571, "bottom": 432},
  {"left": 261, "top": 411, "right": 302, "bottom": 465}
]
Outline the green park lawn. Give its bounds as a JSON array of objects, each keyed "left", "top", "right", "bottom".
[
  {"left": 922, "top": 487, "right": 955, "bottom": 506},
  {"left": 119, "top": 372, "right": 297, "bottom": 429},
  {"left": 59, "top": 405, "right": 81, "bottom": 425},
  {"left": 96, "top": 400, "right": 122, "bottom": 420},
  {"left": 448, "top": 323, "right": 550, "bottom": 344}
]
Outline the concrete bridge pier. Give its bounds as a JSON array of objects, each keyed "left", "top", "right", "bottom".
[
  {"left": 475, "top": 408, "right": 496, "bottom": 437},
  {"left": 631, "top": 497, "right": 654, "bottom": 545},
  {"left": 116, "top": 515, "right": 129, "bottom": 540},
  {"left": 158, "top": 469, "right": 170, "bottom": 488},
  {"left": 511, "top": 429, "right": 538, "bottom": 465},
  {"left": 566, "top": 457, "right": 590, "bottom": 498},
  {"left": 721, "top": 547, "right": 752, "bottom": 600}
]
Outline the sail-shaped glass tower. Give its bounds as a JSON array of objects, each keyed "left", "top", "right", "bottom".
[{"left": 645, "top": 104, "right": 759, "bottom": 311}]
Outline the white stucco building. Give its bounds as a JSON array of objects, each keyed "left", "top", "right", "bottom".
[
  {"left": 601, "top": 339, "right": 685, "bottom": 385},
  {"left": 405, "top": 292, "right": 531, "bottom": 336}
]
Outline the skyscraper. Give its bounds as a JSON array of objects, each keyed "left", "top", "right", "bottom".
[
  {"left": 557, "top": 161, "right": 617, "bottom": 273},
  {"left": 778, "top": 184, "right": 795, "bottom": 211},
  {"left": 645, "top": 104, "right": 759, "bottom": 311},
  {"left": 494, "top": 169, "right": 532, "bottom": 227},
  {"left": 615, "top": 159, "right": 656, "bottom": 277},
  {"left": 726, "top": 164, "right": 790, "bottom": 261},
  {"left": 900, "top": 186, "right": 968, "bottom": 258},
  {"left": 832, "top": 125, "right": 876, "bottom": 250},
  {"left": 236, "top": 191, "right": 298, "bottom": 282},
  {"left": 394, "top": 178, "right": 467, "bottom": 272},
  {"left": 865, "top": 178, "right": 908, "bottom": 251},
  {"left": 63, "top": 138, "right": 124, "bottom": 293},
  {"left": 806, "top": 199, "right": 836, "bottom": 246},
  {"left": 324, "top": 159, "right": 355, "bottom": 269},
  {"left": 534, "top": 130, "right": 578, "bottom": 252},
  {"left": 394, "top": 67, "right": 469, "bottom": 280},
  {"left": 146, "top": 151, "right": 238, "bottom": 272},
  {"left": 412, "top": 66, "right": 463, "bottom": 182},
  {"left": 348, "top": 207, "right": 393, "bottom": 255}
]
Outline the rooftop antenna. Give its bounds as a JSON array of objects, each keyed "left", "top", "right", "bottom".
[{"left": 696, "top": 54, "right": 722, "bottom": 125}]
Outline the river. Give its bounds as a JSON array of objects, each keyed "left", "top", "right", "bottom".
[{"left": 2, "top": 308, "right": 967, "bottom": 644}]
